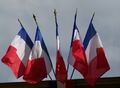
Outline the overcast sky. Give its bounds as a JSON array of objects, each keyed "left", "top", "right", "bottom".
[{"left": 0, "top": 0, "right": 120, "bottom": 83}]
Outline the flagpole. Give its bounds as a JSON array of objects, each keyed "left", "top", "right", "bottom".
[
  {"left": 90, "top": 12, "right": 95, "bottom": 23},
  {"left": 67, "top": 63, "right": 69, "bottom": 74},
  {"left": 54, "top": 9, "right": 67, "bottom": 88},
  {"left": 70, "top": 69, "right": 75, "bottom": 79},
  {"left": 33, "top": 14, "right": 39, "bottom": 26},
  {"left": 48, "top": 74, "right": 52, "bottom": 80},
  {"left": 54, "top": 9, "right": 57, "bottom": 26},
  {"left": 18, "top": 19, "right": 23, "bottom": 27},
  {"left": 32, "top": 14, "right": 55, "bottom": 80},
  {"left": 68, "top": 9, "right": 78, "bottom": 79},
  {"left": 53, "top": 9, "right": 57, "bottom": 79}
]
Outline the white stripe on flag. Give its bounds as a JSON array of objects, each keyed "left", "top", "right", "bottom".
[
  {"left": 86, "top": 33, "right": 103, "bottom": 63},
  {"left": 28, "top": 41, "right": 52, "bottom": 74},
  {"left": 11, "top": 35, "right": 31, "bottom": 66}
]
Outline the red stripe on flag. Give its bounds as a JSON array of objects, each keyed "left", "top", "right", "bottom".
[
  {"left": 23, "top": 58, "right": 47, "bottom": 84},
  {"left": 56, "top": 50, "right": 67, "bottom": 83},
  {"left": 2, "top": 46, "right": 25, "bottom": 78},
  {"left": 72, "top": 40, "right": 88, "bottom": 76},
  {"left": 85, "top": 48, "right": 110, "bottom": 86}
]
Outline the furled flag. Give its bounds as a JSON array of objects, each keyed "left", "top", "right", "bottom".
[
  {"left": 2, "top": 27, "right": 33, "bottom": 78},
  {"left": 23, "top": 26, "right": 52, "bottom": 84},
  {"left": 54, "top": 10, "right": 67, "bottom": 83},
  {"left": 83, "top": 14, "right": 110, "bottom": 86},
  {"left": 68, "top": 10, "right": 88, "bottom": 77}
]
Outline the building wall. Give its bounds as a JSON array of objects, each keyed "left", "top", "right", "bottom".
[{"left": 0, "top": 77, "right": 120, "bottom": 88}]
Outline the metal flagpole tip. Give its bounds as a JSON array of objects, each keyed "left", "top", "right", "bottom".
[
  {"left": 91, "top": 12, "right": 95, "bottom": 22},
  {"left": 33, "top": 14, "right": 38, "bottom": 26},
  {"left": 75, "top": 8, "right": 78, "bottom": 17},
  {"left": 33, "top": 14, "right": 36, "bottom": 21},
  {"left": 54, "top": 9, "right": 58, "bottom": 25},
  {"left": 18, "top": 18, "right": 20, "bottom": 23},
  {"left": 18, "top": 18, "right": 23, "bottom": 27},
  {"left": 75, "top": 8, "right": 78, "bottom": 18},
  {"left": 54, "top": 9, "right": 57, "bottom": 16},
  {"left": 92, "top": 12, "right": 95, "bottom": 18}
]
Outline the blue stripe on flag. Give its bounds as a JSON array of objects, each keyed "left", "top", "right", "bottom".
[
  {"left": 83, "top": 22, "right": 96, "bottom": 50},
  {"left": 70, "top": 10, "right": 79, "bottom": 47},
  {"left": 35, "top": 27, "right": 43, "bottom": 41},
  {"left": 35, "top": 26, "right": 50, "bottom": 59},
  {"left": 18, "top": 27, "right": 33, "bottom": 49}
]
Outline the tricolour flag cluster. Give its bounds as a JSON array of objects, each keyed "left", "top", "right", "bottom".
[
  {"left": 1, "top": 11, "right": 110, "bottom": 87},
  {"left": 68, "top": 11, "right": 88, "bottom": 78},
  {"left": 83, "top": 17, "right": 110, "bottom": 86},
  {"left": 2, "top": 21, "right": 52, "bottom": 84},
  {"left": 23, "top": 26, "right": 52, "bottom": 84},
  {"left": 68, "top": 12, "right": 110, "bottom": 86},
  {"left": 2, "top": 27, "right": 33, "bottom": 78}
]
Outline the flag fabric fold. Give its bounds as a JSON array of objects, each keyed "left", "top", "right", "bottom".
[
  {"left": 2, "top": 27, "right": 33, "bottom": 78},
  {"left": 23, "top": 27, "right": 52, "bottom": 84},
  {"left": 83, "top": 20, "right": 110, "bottom": 86},
  {"left": 55, "top": 13, "right": 67, "bottom": 84},
  {"left": 68, "top": 11, "right": 88, "bottom": 77}
]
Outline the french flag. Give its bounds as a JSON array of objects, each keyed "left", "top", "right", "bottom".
[
  {"left": 55, "top": 11, "right": 67, "bottom": 84},
  {"left": 23, "top": 27, "right": 52, "bottom": 84},
  {"left": 68, "top": 11, "right": 88, "bottom": 77},
  {"left": 83, "top": 18, "right": 110, "bottom": 86},
  {"left": 2, "top": 27, "right": 33, "bottom": 78}
]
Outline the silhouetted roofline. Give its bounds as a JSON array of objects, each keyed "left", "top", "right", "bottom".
[{"left": 0, "top": 77, "right": 120, "bottom": 88}]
